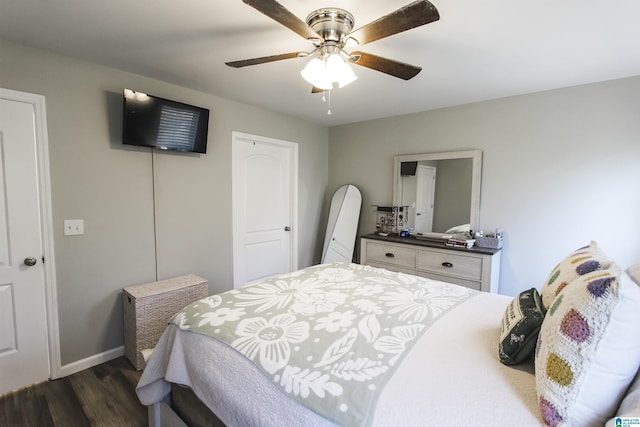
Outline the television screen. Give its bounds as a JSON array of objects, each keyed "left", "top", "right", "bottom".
[
  {"left": 400, "top": 161, "right": 418, "bottom": 176},
  {"left": 122, "top": 89, "right": 209, "bottom": 153}
]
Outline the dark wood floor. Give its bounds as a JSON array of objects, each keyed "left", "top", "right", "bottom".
[{"left": 0, "top": 356, "right": 147, "bottom": 427}]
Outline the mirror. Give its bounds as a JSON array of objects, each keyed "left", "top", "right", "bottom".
[{"left": 393, "top": 150, "right": 482, "bottom": 235}]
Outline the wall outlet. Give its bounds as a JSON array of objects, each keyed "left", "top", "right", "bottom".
[{"left": 64, "top": 219, "right": 84, "bottom": 236}]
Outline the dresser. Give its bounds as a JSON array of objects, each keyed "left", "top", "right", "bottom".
[{"left": 360, "top": 234, "right": 501, "bottom": 293}]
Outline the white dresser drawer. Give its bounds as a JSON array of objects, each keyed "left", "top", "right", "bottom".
[
  {"left": 364, "top": 241, "right": 416, "bottom": 270},
  {"left": 360, "top": 236, "right": 501, "bottom": 293},
  {"left": 367, "top": 261, "right": 417, "bottom": 275},
  {"left": 417, "top": 249, "right": 482, "bottom": 281},
  {"left": 415, "top": 271, "right": 482, "bottom": 291}
]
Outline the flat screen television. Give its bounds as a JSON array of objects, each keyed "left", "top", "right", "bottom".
[
  {"left": 122, "top": 89, "right": 209, "bottom": 153},
  {"left": 400, "top": 161, "right": 418, "bottom": 176}
]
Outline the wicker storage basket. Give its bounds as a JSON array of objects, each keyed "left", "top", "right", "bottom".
[
  {"left": 475, "top": 236, "right": 504, "bottom": 249},
  {"left": 123, "top": 274, "right": 208, "bottom": 370}
]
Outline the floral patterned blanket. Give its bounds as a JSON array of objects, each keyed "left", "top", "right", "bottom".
[{"left": 172, "top": 262, "right": 476, "bottom": 426}]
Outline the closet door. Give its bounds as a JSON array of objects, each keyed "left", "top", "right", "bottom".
[{"left": 232, "top": 132, "right": 298, "bottom": 287}]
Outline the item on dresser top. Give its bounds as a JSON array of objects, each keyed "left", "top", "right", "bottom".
[
  {"left": 475, "top": 235, "right": 504, "bottom": 249},
  {"left": 412, "top": 231, "right": 453, "bottom": 242},
  {"left": 373, "top": 205, "right": 409, "bottom": 234},
  {"left": 445, "top": 223, "right": 471, "bottom": 234},
  {"left": 446, "top": 233, "right": 476, "bottom": 249}
]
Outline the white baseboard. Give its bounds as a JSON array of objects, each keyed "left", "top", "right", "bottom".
[{"left": 57, "top": 345, "right": 125, "bottom": 378}]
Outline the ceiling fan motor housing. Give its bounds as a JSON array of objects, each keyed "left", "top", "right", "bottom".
[{"left": 306, "top": 8, "right": 355, "bottom": 44}]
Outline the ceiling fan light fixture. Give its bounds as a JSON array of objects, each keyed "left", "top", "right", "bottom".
[
  {"left": 335, "top": 59, "right": 358, "bottom": 88},
  {"left": 325, "top": 53, "right": 345, "bottom": 79},
  {"left": 300, "top": 52, "right": 357, "bottom": 90},
  {"left": 300, "top": 57, "right": 332, "bottom": 90}
]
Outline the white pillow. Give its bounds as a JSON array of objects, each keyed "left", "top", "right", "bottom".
[
  {"left": 445, "top": 223, "right": 470, "bottom": 234},
  {"left": 536, "top": 266, "right": 640, "bottom": 426},
  {"left": 605, "top": 368, "right": 640, "bottom": 426},
  {"left": 628, "top": 261, "right": 640, "bottom": 285}
]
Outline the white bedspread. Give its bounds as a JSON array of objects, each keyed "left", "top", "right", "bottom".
[
  {"left": 167, "top": 263, "right": 476, "bottom": 426},
  {"left": 137, "top": 289, "right": 542, "bottom": 426}
]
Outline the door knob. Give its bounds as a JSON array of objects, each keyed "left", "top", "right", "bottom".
[
  {"left": 284, "top": 226, "right": 291, "bottom": 231},
  {"left": 24, "top": 257, "right": 37, "bottom": 267}
]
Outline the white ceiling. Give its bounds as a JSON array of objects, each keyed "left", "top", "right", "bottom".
[{"left": 2, "top": 0, "right": 640, "bottom": 127}]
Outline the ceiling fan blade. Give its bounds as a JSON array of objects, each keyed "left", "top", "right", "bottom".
[
  {"left": 348, "top": 0, "right": 439, "bottom": 46},
  {"left": 226, "top": 52, "right": 300, "bottom": 68},
  {"left": 350, "top": 51, "right": 422, "bottom": 80},
  {"left": 242, "top": 0, "right": 321, "bottom": 41}
]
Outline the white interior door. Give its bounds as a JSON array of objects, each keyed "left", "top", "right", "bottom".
[
  {"left": 414, "top": 165, "right": 436, "bottom": 233},
  {"left": 232, "top": 132, "right": 298, "bottom": 287},
  {"left": 0, "top": 94, "right": 51, "bottom": 394}
]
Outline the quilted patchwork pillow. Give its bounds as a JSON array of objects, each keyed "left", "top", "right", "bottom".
[
  {"left": 535, "top": 265, "right": 640, "bottom": 427},
  {"left": 540, "top": 241, "right": 611, "bottom": 309},
  {"left": 499, "top": 288, "right": 546, "bottom": 365}
]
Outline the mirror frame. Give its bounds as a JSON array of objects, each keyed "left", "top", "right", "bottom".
[{"left": 393, "top": 150, "right": 483, "bottom": 234}]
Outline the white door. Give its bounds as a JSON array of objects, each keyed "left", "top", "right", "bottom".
[
  {"left": 0, "top": 94, "right": 51, "bottom": 394},
  {"left": 232, "top": 132, "right": 298, "bottom": 287},
  {"left": 414, "top": 165, "right": 436, "bottom": 233}
]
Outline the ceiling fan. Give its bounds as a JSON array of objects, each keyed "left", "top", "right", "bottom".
[{"left": 226, "top": 0, "right": 440, "bottom": 91}]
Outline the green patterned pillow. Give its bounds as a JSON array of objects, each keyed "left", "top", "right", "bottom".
[
  {"left": 535, "top": 265, "right": 640, "bottom": 426},
  {"left": 540, "top": 241, "right": 611, "bottom": 310},
  {"left": 499, "top": 288, "right": 546, "bottom": 365}
]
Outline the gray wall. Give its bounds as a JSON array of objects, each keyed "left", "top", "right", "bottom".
[
  {"left": 3, "top": 36, "right": 639, "bottom": 366},
  {"left": 0, "top": 40, "right": 328, "bottom": 365},
  {"left": 329, "top": 76, "right": 640, "bottom": 296}
]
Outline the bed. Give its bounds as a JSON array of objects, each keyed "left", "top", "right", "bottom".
[{"left": 137, "top": 250, "right": 640, "bottom": 427}]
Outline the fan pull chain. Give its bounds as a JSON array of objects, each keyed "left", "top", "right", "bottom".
[{"left": 320, "top": 90, "right": 332, "bottom": 115}]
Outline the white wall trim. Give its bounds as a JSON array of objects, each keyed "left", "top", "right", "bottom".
[
  {"left": 0, "top": 88, "right": 62, "bottom": 380},
  {"left": 58, "top": 346, "right": 125, "bottom": 377}
]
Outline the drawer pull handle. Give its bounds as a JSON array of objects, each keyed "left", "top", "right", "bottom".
[
  {"left": 385, "top": 253, "right": 395, "bottom": 258},
  {"left": 442, "top": 262, "right": 454, "bottom": 268}
]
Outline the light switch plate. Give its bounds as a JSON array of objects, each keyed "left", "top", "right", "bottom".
[{"left": 64, "top": 219, "right": 84, "bottom": 236}]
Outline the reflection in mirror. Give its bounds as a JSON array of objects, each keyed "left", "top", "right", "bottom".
[{"left": 393, "top": 150, "right": 482, "bottom": 235}]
